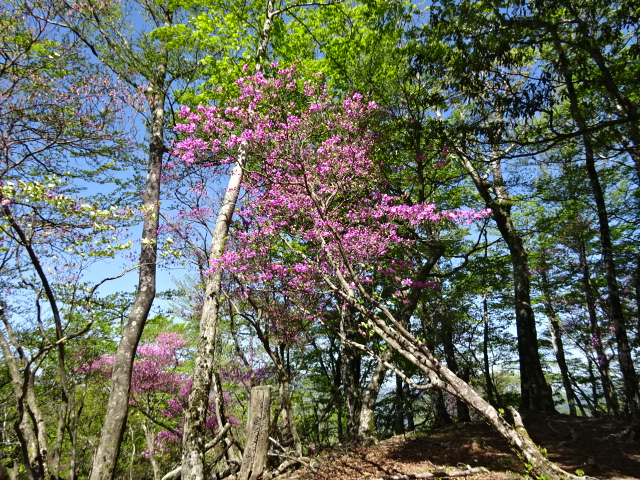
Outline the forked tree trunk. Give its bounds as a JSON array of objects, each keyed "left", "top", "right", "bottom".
[
  {"left": 356, "top": 249, "right": 444, "bottom": 444},
  {"left": 357, "top": 351, "right": 390, "bottom": 443},
  {"left": 0, "top": 326, "right": 50, "bottom": 480},
  {"left": 1, "top": 202, "right": 74, "bottom": 480}
]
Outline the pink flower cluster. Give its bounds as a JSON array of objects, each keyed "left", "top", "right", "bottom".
[
  {"left": 77, "top": 332, "right": 188, "bottom": 396},
  {"left": 174, "top": 66, "right": 491, "bottom": 318}
]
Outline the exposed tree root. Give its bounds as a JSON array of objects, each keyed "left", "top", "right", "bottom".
[
  {"left": 607, "top": 423, "right": 638, "bottom": 442},
  {"left": 267, "top": 436, "right": 320, "bottom": 477},
  {"left": 547, "top": 422, "right": 578, "bottom": 448},
  {"left": 361, "top": 465, "right": 489, "bottom": 480}
]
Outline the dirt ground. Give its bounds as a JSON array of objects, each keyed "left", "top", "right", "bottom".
[{"left": 277, "top": 414, "right": 640, "bottom": 480}]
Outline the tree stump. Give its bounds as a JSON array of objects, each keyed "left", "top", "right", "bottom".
[{"left": 238, "top": 386, "right": 271, "bottom": 480}]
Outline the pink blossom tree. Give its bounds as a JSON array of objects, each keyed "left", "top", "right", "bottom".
[
  {"left": 173, "top": 65, "right": 581, "bottom": 480},
  {"left": 80, "top": 332, "right": 228, "bottom": 479}
]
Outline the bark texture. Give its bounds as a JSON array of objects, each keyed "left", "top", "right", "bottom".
[
  {"left": 457, "top": 152, "right": 555, "bottom": 413},
  {"left": 180, "top": 4, "right": 274, "bottom": 476},
  {"left": 89, "top": 84, "right": 164, "bottom": 480},
  {"left": 237, "top": 386, "right": 271, "bottom": 480}
]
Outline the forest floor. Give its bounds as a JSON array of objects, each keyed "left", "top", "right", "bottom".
[{"left": 278, "top": 413, "right": 640, "bottom": 480}]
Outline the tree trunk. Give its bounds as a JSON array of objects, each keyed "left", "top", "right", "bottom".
[
  {"left": 562, "top": 5, "right": 640, "bottom": 184},
  {"left": 356, "top": 351, "right": 390, "bottom": 444},
  {"left": 340, "top": 305, "right": 362, "bottom": 441},
  {"left": 457, "top": 153, "right": 555, "bottom": 413},
  {"left": 494, "top": 207, "right": 554, "bottom": 412},
  {"left": 333, "top": 270, "right": 579, "bottom": 479},
  {"left": 180, "top": 7, "right": 273, "bottom": 475},
  {"left": 395, "top": 374, "right": 405, "bottom": 435},
  {"left": 89, "top": 83, "right": 164, "bottom": 480},
  {"left": 575, "top": 233, "right": 620, "bottom": 416},
  {"left": 587, "top": 358, "right": 602, "bottom": 417},
  {"left": 368, "top": 311, "right": 578, "bottom": 479},
  {"left": 180, "top": 157, "right": 243, "bottom": 477},
  {"left": 353, "top": 244, "right": 443, "bottom": 445},
  {"left": 429, "top": 389, "right": 453, "bottom": 429},
  {"left": 441, "top": 320, "right": 470, "bottom": 422},
  {"left": 0, "top": 311, "right": 50, "bottom": 480},
  {"left": 237, "top": 386, "right": 271, "bottom": 480},
  {"left": 549, "top": 26, "right": 640, "bottom": 428},
  {"left": 142, "top": 422, "right": 160, "bottom": 480},
  {"left": 278, "top": 370, "right": 302, "bottom": 456},
  {"left": 482, "top": 291, "right": 500, "bottom": 408},
  {"left": 635, "top": 257, "right": 640, "bottom": 337},
  {"left": 404, "top": 382, "right": 416, "bottom": 432},
  {"left": 583, "top": 148, "right": 640, "bottom": 423},
  {"left": 539, "top": 270, "right": 579, "bottom": 416},
  {"left": 0, "top": 351, "right": 44, "bottom": 480}
]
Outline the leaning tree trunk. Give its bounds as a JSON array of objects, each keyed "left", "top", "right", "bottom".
[
  {"left": 357, "top": 248, "right": 445, "bottom": 443},
  {"left": 348, "top": 292, "right": 581, "bottom": 480},
  {"left": 180, "top": 6, "right": 274, "bottom": 477},
  {"left": 323, "top": 245, "right": 580, "bottom": 479}
]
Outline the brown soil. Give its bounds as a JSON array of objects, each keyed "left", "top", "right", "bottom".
[{"left": 277, "top": 414, "right": 640, "bottom": 480}]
